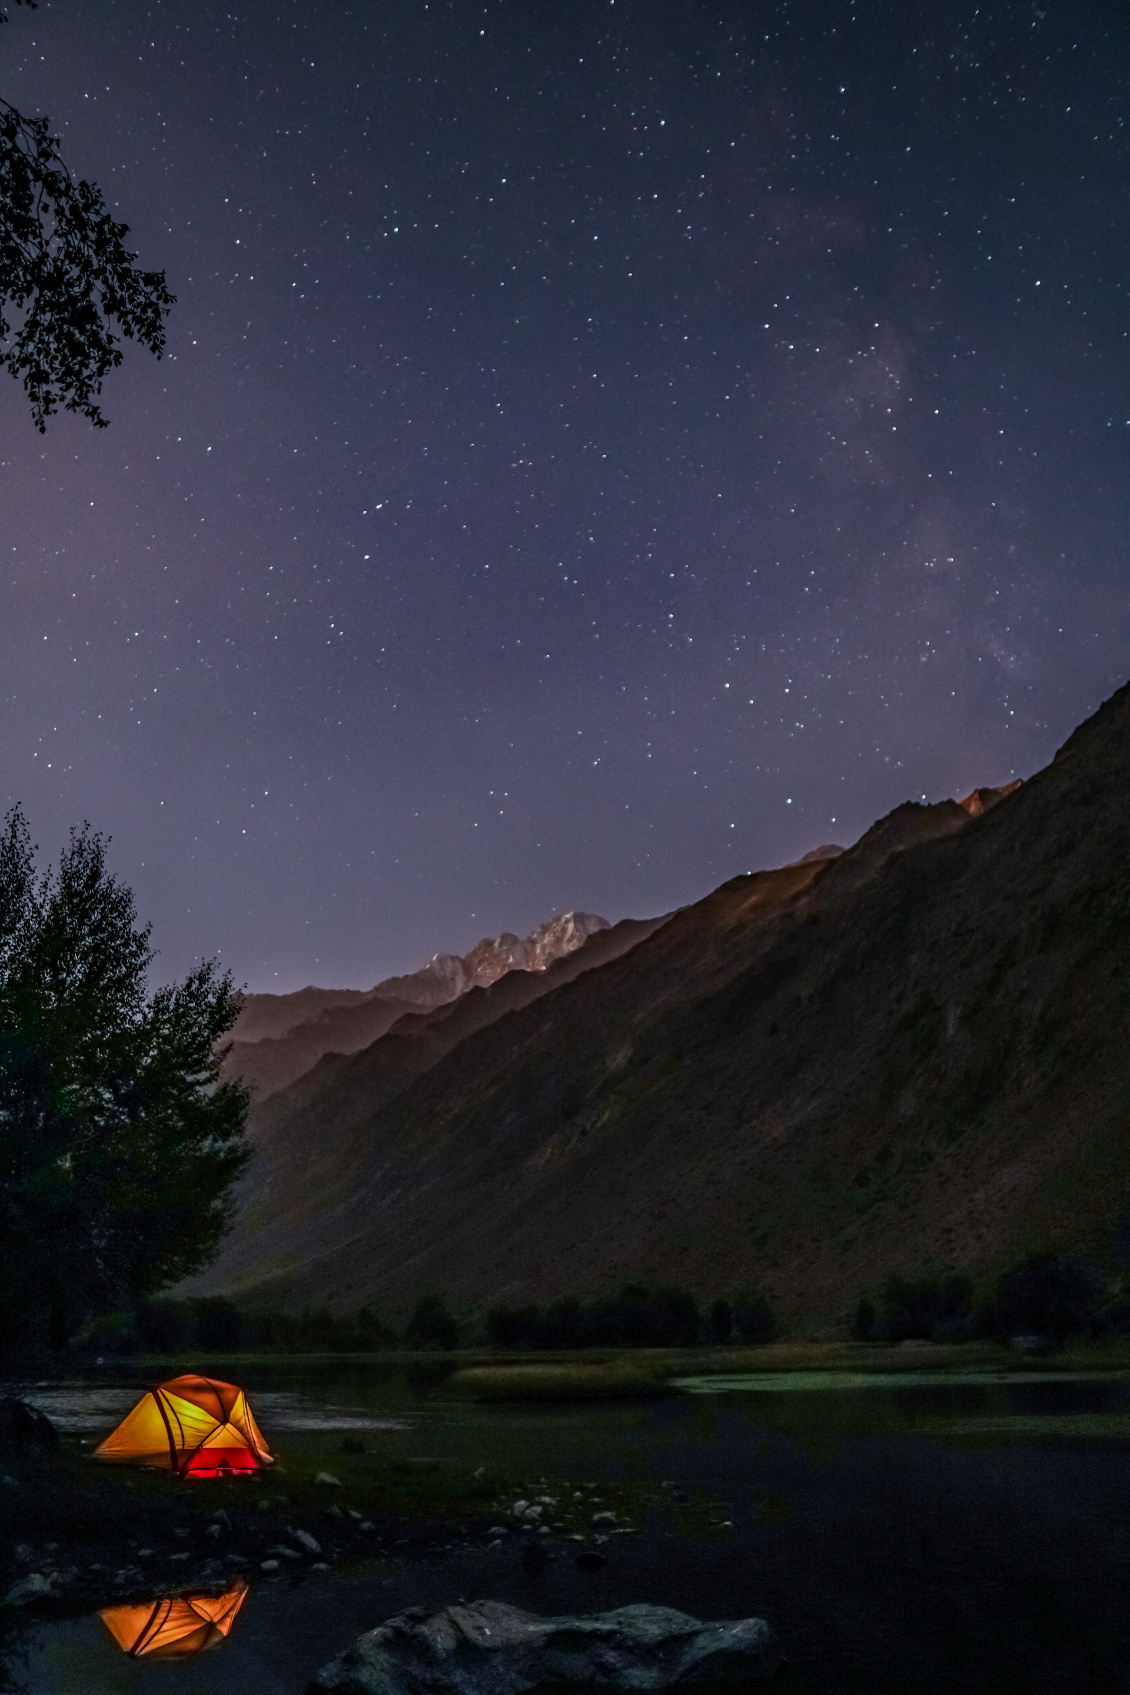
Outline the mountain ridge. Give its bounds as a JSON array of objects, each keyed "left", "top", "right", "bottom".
[
  {"left": 188, "top": 686, "right": 1130, "bottom": 1326},
  {"left": 224, "top": 910, "right": 612, "bottom": 1100}
]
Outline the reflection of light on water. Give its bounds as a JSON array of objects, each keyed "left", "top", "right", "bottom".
[
  {"left": 99, "top": 1579, "right": 248, "bottom": 1659},
  {"left": 13, "top": 1385, "right": 409, "bottom": 1435}
]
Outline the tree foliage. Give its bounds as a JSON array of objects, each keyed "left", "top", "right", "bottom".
[
  {"left": 405, "top": 1294, "right": 460, "bottom": 1351},
  {"left": 991, "top": 1253, "right": 1108, "bottom": 1345},
  {"left": 0, "top": 807, "right": 249, "bottom": 1353},
  {"left": 0, "top": 70, "right": 174, "bottom": 429},
  {"left": 484, "top": 1285, "right": 760, "bottom": 1350}
]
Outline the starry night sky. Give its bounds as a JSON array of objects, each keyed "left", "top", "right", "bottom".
[{"left": 2, "top": 0, "right": 1129, "bottom": 992}]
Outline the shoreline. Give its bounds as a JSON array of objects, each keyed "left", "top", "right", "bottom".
[
  {"left": 0, "top": 1441, "right": 494, "bottom": 1619},
  {"left": 10, "top": 1334, "right": 1130, "bottom": 1381},
  {"left": 0, "top": 1402, "right": 679, "bottom": 1623}
]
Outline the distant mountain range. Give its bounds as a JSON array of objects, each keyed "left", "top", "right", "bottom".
[
  {"left": 189, "top": 684, "right": 1130, "bottom": 1328},
  {"left": 223, "top": 911, "right": 612, "bottom": 1100}
]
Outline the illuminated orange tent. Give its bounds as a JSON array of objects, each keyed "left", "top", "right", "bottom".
[
  {"left": 93, "top": 1374, "right": 273, "bottom": 1477},
  {"left": 100, "top": 1579, "right": 249, "bottom": 1658}
]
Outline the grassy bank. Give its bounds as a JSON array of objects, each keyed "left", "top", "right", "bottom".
[
  {"left": 437, "top": 1360, "right": 676, "bottom": 1401},
  {"left": 437, "top": 1337, "right": 1130, "bottom": 1399}
]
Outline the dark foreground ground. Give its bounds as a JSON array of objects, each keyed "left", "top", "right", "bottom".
[
  {"left": 0, "top": 1427, "right": 511, "bottom": 1612},
  {"left": 5, "top": 1423, "right": 1130, "bottom": 1695}
]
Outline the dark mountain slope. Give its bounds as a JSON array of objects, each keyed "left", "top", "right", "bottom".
[
  {"left": 224, "top": 992, "right": 423, "bottom": 1101},
  {"left": 225, "top": 912, "right": 611, "bottom": 1101},
  {"left": 193, "top": 914, "right": 670, "bottom": 1293},
  {"left": 188, "top": 797, "right": 970, "bottom": 1310},
  {"left": 228, "top": 985, "right": 373, "bottom": 1045},
  {"left": 191, "top": 684, "right": 1130, "bottom": 1323}
]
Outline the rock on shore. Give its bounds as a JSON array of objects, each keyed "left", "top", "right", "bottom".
[
  {"left": 0, "top": 1397, "right": 59, "bottom": 1447},
  {"left": 310, "top": 1598, "right": 780, "bottom": 1694}
]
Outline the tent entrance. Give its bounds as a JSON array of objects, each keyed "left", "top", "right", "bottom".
[{"left": 182, "top": 1443, "right": 259, "bottom": 1479}]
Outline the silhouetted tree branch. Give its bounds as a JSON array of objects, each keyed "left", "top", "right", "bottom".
[{"left": 0, "top": 94, "right": 175, "bottom": 429}]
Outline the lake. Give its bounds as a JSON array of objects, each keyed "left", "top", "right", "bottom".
[{"left": 4, "top": 1360, "right": 1130, "bottom": 1693}]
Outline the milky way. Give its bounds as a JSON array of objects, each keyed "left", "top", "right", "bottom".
[{"left": 2, "top": 0, "right": 1128, "bottom": 989}]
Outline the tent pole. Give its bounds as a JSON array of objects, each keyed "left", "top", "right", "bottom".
[{"left": 152, "top": 1391, "right": 180, "bottom": 1472}]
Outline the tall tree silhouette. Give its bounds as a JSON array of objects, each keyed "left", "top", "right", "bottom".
[{"left": 0, "top": 808, "right": 249, "bottom": 1354}]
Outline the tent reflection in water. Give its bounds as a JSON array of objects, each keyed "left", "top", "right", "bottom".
[
  {"left": 100, "top": 1579, "right": 249, "bottom": 1658},
  {"left": 92, "top": 1374, "right": 273, "bottom": 1477}
]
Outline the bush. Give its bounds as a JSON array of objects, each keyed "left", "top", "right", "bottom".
[
  {"left": 134, "top": 1298, "right": 194, "bottom": 1353},
  {"left": 487, "top": 1303, "right": 541, "bottom": 1349},
  {"left": 74, "top": 1309, "right": 138, "bottom": 1355},
  {"left": 599, "top": 1286, "right": 702, "bottom": 1348},
  {"left": 405, "top": 1295, "right": 460, "bottom": 1351},
  {"left": 537, "top": 1297, "right": 589, "bottom": 1348},
  {"left": 850, "top": 1255, "right": 1124, "bottom": 1348},
  {"left": 708, "top": 1298, "right": 733, "bottom": 1344},
  {"left": 879, "top": 1273, "right": 978, "bottom": 1343},
  {"left": 486, "top": 1286, "right": 772, "bottom": 1350},
  {"left": 1103, "top": 1293, "right": 1130, "bottom": 1335},
  {"left": 68, "top": 1297, "right": 400, "bottom": 1356},
  {"left": 849, "top": 1274, "right": 979, "bottom": 1344},
  {"left": 731, "top": 1292, "right": 779, "bottom": 1344},
  {"left": 191, "top": 1297, "right": 244, "bottom": 1352},
  {"left": 851, "top": 1297, "right": 876, "bottom": 1342},
  {"left": 240, "top": 1305, "right": 399, "bottom": 1352},
  {"left": 353, "top": 1306, "right": 398, "bottom": 1350},
  {"left": 1113, "top": 1206, "right": 1130, "bottom": 1270},
  {"left": 487, "top": 1287, "right": 702, "bottom": 1350},
  {"left": 990, "top": 1253, "right": 1108, "bottom": 1344}
]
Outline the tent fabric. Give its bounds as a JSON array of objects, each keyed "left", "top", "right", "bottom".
[
  {"left": 92, "top": 1375, "right": 273, "bottom": 1476},
  {"left": 99, "top": 1579, "right": 249, "bottom": 1658}
]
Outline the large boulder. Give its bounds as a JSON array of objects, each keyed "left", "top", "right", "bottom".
[
  {"left": 0, "top": 1397, "right": 58, "bottom": 1447},
  {"left": 310, "top": 1599, "right": 780, "bottom": 1694}
]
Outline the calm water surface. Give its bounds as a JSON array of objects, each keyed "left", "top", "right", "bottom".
[{"left": 5, "top": 1362, "right": 1130, "bottom": 1694}]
